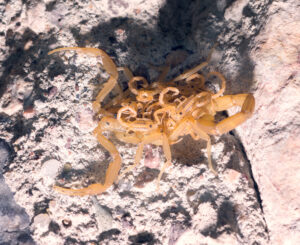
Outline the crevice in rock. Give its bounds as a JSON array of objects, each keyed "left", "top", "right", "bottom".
[{"left": 230, "top": 130, "right": 270, "bottom": 239}]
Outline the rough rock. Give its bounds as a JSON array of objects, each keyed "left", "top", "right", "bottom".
[
  {"left": 238, "top": 1, "right": 300, "bottom": 244},
  {"left": 0, "top": 0, "right": 299, "bottom": 244}
]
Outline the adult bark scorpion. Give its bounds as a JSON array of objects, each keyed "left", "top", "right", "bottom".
[{"left": 48, "top": 47, "right": 255, "bottom": 196}]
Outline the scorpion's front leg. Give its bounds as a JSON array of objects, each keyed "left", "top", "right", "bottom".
[
  {"left": 171, "top": 62, "right": 208, "bottom": 82},
  {"left": 213, "top": 94, "right": 255, "bottom": 134},
  {"left": 117, "top": 139, "right": 145, "bottom": 181},
  {"left": 170, "top": 43, "right": 218, "bottom": 83},
  {"left": 157, "top": 132, "right": 172, "bottom": 191},
  {"left": 189, "top": 119, "right": 216, "bottom": 175},
  {"left": 118, "top": 130, "right": 172, "bottom": 191},
  {"left": 54, "top": 123, "right": 122, "bottom": 196},
  {"left": 48, "top": 47, "right": 119, "bottom": 112},
  {"left": 169, "top": 117, "right": 216, "bottom": 175}
]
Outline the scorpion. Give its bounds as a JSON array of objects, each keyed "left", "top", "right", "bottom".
[{"left": 48, "top": 47, "right": 255, "bottom": 196}]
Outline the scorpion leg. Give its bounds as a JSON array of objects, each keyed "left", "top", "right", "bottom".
[
  {"left": 171, "top": 62, "right": 208, "bottom": 82},
  {"left": 93, "top": 76, "right": 118, "bottom": 113},
  {"left": 54, "top": 125, "right": 122, "bottom": 196},
  {"left": 156, "top": 133, "right": 172, "bottom": 191},
  {"left": 169, "top": 117, "right": 216, "bottom": 175},
  {"left": 206, "top": 71, "right": 226, "bottom": 99},
  {"left": 118, "top": 67, "right": 134, "bottom": 81},
  {"left": 185, "top": 73, "right": 206, "bottom": 89},
  {"left": 213, "top": 94, "right": 255, "bottom": 134},
  {"left": 159, "top": 87, "right": 179, "bottom": 105},
  {"left": 118, "top": 131, "right": 172, "bottom": 191},
  {"left": 128, "top": 76, "right": 149, "bottom": 95},
  {"left": 157, "top": 66, "right": 170, "bottom": 82},
  {"left": 148, "top": 64, "right": 170, "bottom": 82},
  {"left": 171, "top": 42, "right": 217, "bottom": 83},
  {"left": 118, "top": 140, "right": 145, "bottom": 181},
  {"left": 48, "top": 47, "right": 118, "bottom": 112},
  {"left": 190, "top": 119, "right": 216, "bottom": 175},
  {"left": 195, "top": 114, "right": 217, "bottom": 135}
]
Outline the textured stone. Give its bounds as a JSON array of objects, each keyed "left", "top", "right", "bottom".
[
  {"left": 237, "top": 1, "right": 300, "bottom": 243},
  {"left": 0, "top": 139, "right": 11, "bottom": 173},
  {"left": 0, "top": 177, "right": 32, "bottom": 244},
  {"left": 2, "top": 0, "right": 299, "bottom": 244}
]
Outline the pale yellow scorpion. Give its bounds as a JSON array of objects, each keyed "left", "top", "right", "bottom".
[{"left": 48, "top": 47, "right": 255, "bottom": 196}]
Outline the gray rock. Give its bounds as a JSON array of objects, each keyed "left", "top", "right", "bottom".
[
  {"left": 0, "top": 139, "right": 11, "bottom": 173},
  {"left": 1, "top": 0, "right": 299, "bottom": 244},
  {"left": 237, "top": 1, "right": 300, "bottom": 243},
  {"left": 0, "top": 176, "right": 33, "bottom": 244}
]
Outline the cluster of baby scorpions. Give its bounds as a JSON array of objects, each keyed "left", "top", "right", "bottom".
[{"left": 48, "top": 47, "right": 255, "bottom": 196}]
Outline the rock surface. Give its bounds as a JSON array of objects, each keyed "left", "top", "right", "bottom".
[
  {"left": 239, "top": 1, "right": 300, "bottom": 244},
  {"left": 0, "top": 0, "right": 299, "bottom": 244}
]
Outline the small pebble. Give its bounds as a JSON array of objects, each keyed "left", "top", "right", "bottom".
[
  {"left": 48, "top": 86, "right": 58, "bottom": 98},
  {"left": 23, "top": 106, "right": 35, "bottom": 119},
  {"left": 92, "top": 196, "right": 113, "bottom": 232},
  {"left": 65, "top": 138, "right": 72, "bottom": 149},
  {"left": 62, "top": 218, "right": 72, "bottom": 228},
  {"left": 76, "top": 107, "right": 96, "bottom": 132},
  {"left": 40, "top": 159, "right": 61, "bottom": 179},
  {"left": 33, "top": 213, "right": 51, "bottom": 233},
  {"left": 24, "top": 40, "right": 33, "bottom": 50}
]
